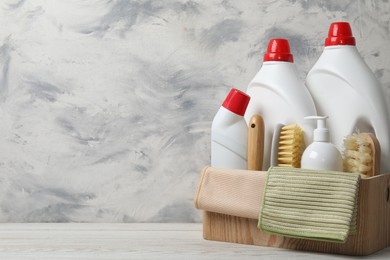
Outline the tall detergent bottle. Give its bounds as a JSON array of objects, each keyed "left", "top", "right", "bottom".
[
  {"left": 245, "top": 38, "right": 317, "bottom": 170},
  {"left": 211, "top": 88, "right": 250, "bottom": 169},
  {"left": 306, "top": 22, "right": 390, "bottom": 173}
]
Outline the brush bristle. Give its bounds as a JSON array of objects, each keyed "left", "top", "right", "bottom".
[
  {"left": 277, "top": 124, "right": 304, "bottom": 168},
  {"left": 343, "top": 133, "right": 372, "bottom": 175}
]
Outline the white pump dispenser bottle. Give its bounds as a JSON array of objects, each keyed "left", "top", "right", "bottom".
[{"left": 301, "top": 116, "right": 343, "bottom": 171}]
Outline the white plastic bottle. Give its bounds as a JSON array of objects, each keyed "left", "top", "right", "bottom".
[
  {"left": 306, "top": 22, "right": 390, "bottom": 173},
  {"left": 245, "top": 38, "right": 317, "bottom": 170},
  {"left": 211, "top": 88, "right": 250, "bottom": 169},
  {"left": 301, "top": 116, "right": 343, "bottom": 171}
]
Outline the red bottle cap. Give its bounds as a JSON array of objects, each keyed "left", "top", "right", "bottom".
[
  {"left": 325, "top": 22, "right": 356, "bottom": 46},
  {"left": 263, "top": 38, "right": 294, "bottom": 63},
  {"left": 222, "top": 88, "right": 250, "bottom": 116}
]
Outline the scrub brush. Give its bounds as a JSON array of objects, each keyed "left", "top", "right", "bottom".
[
  {"left": 271, "top": 124, "right": 305, "bottom": 168},
  {"left": 343, "top": 132, "right": 380, "bottom": 177}
]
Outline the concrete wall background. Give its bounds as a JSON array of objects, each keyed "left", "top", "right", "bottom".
[{"left": 0, "top": 0, "right": 389, "bottom": 222}]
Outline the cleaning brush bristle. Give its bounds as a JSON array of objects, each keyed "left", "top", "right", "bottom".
[
  {"left": 277, "top": 124, "right": 304, "bottom": 168},
  {"left": 343, "top": 132, "right": 380, "bottom": 176}
]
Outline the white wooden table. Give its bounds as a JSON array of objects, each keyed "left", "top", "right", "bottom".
[{"left": 0, "top": 223, "right": 388, "bottom": 259}]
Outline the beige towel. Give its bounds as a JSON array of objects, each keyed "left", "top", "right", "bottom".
[{"left": 194, "top": 166, "right": 267, "bottom": 219}]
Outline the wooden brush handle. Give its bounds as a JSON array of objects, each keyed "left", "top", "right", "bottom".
[
  {"left": 247, "top": 115, "right": 264, "bottom": 171},
  {"left": 361, "top": 133, "right": 381, "bottom": 176}
]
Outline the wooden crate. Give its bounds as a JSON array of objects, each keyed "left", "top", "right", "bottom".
[{"left": 202, "top": 173, "right": 390, "bottom": 256}]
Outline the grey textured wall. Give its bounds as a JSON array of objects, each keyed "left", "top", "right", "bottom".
[{"left": 0, "top": 0, "right": 389, "bottom": 222}]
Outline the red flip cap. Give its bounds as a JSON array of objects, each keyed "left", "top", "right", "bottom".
[
  {"left": 325, "top": 22, "right": 356, "bottom": 46},
  {"left": 222, "top": 88, "right": 250, "bottom": 116},
  {"left": 263, "top": 38, "right": 294, "bottom": 63}
]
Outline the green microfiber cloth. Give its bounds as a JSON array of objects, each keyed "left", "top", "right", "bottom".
[{"left": 258, "top": 167, "right": 360, "bottom": 243}]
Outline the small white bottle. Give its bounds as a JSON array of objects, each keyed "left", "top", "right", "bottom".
[
  {"left": 211, "top": 88, "right": 250, "bottom": 169},
  {"left": 301, "top": 116, "right": 343, "bottom": 171}
]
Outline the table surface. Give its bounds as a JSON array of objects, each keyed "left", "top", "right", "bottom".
[{"left": 0, "top": 223, "right": 388, "bottom": 259}]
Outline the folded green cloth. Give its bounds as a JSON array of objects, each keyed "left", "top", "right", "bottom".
[{"left": 258, "top": 167, "right": 360, "bottom": 243}]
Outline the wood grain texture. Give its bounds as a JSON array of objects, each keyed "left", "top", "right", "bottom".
[
  {"left": 3, "top": 223, "right": 387, "bottom": 259},
  {"left": 362, "top": 133, "right": 381, "bottom": 177},
  {"left": 203, "top": 173, "right": 390, "bottom": 256},
  {"left": 247, "top": 115, "right": 264, "bottom": 171}
]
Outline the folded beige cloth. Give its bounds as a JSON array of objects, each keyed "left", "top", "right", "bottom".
[
  {"left": 194, "top": 166, "right": 360, "bottom": 243},
  {"left": 194, "top": 166, "right": 267, "bottom": 219}
]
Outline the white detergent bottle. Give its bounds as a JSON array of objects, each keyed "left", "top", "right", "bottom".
[
  {"left": 301, "top": 116, "right": 343, "bottom": 171},
  {"left": 306, "top": 22, "right": 390, "bottom": 173},
  {"left": 245, "top": 38, "right": 317, "bottom": 170},
  {"left": 211, "top": 88, "right": 250, "bottom": 169}
]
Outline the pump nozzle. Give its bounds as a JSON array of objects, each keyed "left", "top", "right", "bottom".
[{"left": 304, "top": 116, "right": 330, "bottom": 142}]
